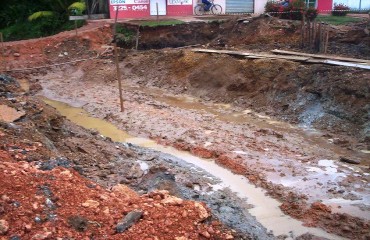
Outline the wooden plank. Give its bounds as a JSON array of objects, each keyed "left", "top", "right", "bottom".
[
  {"left": 324, "top": 60, "right": 370, "bottom": 70},
  {"left": 271, "top": 49, "right": 370, "bottom": 64},
  {"left": 251, "top": 53, "right": 310, "bottom": 61},
  {"left": 193, "top": 49, "right": 310, "bottom": 61},
  {"left": 192, "top": 48, "right": 370, "bottom": 69}
]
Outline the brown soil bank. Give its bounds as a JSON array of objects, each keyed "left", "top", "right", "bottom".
[
  {"left": 119, "top": 17, "right": 370, "bottom": 58},
  {"left": 124, "top": 50, "right": 370, "bottom": 145}
]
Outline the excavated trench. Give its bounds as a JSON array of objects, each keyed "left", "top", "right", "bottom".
[
  {"left": 8, "top": 17, "right": 368, "bottom": 239},
  {"left": 35, "top": 51, "right": 370, "bottom": 238},
  {"left": 41, "top": 97, "right": 343, "bottom": 240}
]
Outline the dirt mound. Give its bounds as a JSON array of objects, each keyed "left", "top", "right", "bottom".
[
  {"left": 2, "top": 23, "right": 112, "bottom": 71},
  {"left": 0, "top": 160, "right": 233, "bottom": 239},
  {"left": 123, "top": 50, "right": 369, "bottom": 144}
]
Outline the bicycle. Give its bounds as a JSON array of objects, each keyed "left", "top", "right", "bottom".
[{"left": 194, "top": 0, "right": 222, "bottom": 16}]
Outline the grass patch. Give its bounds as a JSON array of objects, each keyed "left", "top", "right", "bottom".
[
  {"left": 316, "top": 15, "right": 364, "bottom": 25},
  {"left": 138, "top": 20, "right": 184, "bottom": 27}
]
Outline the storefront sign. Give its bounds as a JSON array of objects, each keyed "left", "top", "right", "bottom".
[
  {"left": 112, "top": 4, "right": 148, "bottom": 11},
  {"left": 167, "top": 0, "right": 192, "bottom": 5},
  {"left": 110, "top": 0, "right": 149, "bottom": 4}
]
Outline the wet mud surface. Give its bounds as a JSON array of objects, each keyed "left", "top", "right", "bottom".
[
  {"left": 31, "top": 53, "right": 370, "bottom": 238},
  {"left": 3, "top": 16, "right": 370, "bottom": 239},
  {"left": 0, "top": 77, "right": 246, "bottom": 239}
]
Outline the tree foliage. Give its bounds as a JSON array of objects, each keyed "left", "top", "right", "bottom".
[
  {"left": 0, "top": 0, "right": 87, "bottom": 41},
  {"left": 28, "top": 11, "right": 55, "bottom": 21}
]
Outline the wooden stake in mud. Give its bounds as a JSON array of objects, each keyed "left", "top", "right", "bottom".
[
  {"left": 319, "top": 23, "right": 324, "bottom": 53},
  {"left": 113, "top": 7, "right": 124, "bottom": 112},
  {"left": 316, "top": 22, "right": 321, "bottom": 52},
  {"left": 135, "top": 26, "right": 140, "bottom": 50},
  {"left": 312, "top": 20, "right": 316, "bottom": 49},
  {"left": 0, "top": 32, "right": 4, "bottom": 72},
  {"left": 324, "top": 29, "right": 329, "bottom": 54},
  {"left": 307, "top": 20, "right": 311, "bottom": 47},
  {"left": 75, "top": 20, "right": 78, "bottom": 37},
  {"left": 300, "top": 12, "right": 305, "bottom": 48}
]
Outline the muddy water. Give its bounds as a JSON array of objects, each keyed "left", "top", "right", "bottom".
[
  {"left": 43, "top": 97, "right": 345, "bottom": 239},
  {"left": 42, "top": 98, "right": 132, "bottom": 142}
]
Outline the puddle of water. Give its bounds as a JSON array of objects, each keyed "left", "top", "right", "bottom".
[
  {"left": 232, "top": 150, "right": 248, "bottom": 155},
  {"left": 42, "top": 97, "right": 132, "bottom": 142},
  {"left": 43, "top": 97, "right": 344, "bottom": 239},
  {"left": 323, "top": 197, "right": 370, "bottom": 221}
]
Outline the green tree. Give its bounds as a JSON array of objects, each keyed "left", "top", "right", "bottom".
[{"left": 28, "top": 0, "right": 86, "bottom": 21}]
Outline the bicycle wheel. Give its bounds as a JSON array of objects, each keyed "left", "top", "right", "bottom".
[
  {"left": 211, "top": 4, "right": 222, "bottom": 15},
  {"left": 194, "top": 5, "right": 204, "bottom": 16}
]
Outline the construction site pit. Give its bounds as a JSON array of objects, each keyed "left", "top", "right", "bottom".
[{"left": 1, "top": 16, "right": 370, "bottom": 240}]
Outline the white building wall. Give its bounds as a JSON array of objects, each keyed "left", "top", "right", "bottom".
[
  {"left": 334, "top": 0, "right": 370, "bottom": 9},
  {"left": 216, "top": 0, "right": 226, "bottom": 14},
  {"left": 192, "top": 0, "right": 226, "bottom": 14},
  {"left": 254, "top": 0, "right": 268, "bottom": 14}
]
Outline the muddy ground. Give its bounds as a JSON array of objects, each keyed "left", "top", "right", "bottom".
[
  {"left": 0, "top": 75, "right": 254, "bottom": 239},
  {"left": 2, "top": 16, "right": 370, "bottom": 239}
]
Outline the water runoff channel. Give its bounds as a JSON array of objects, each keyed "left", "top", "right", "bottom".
[{"left": 42, "top": 97, "right": 345, "bottom": 240}]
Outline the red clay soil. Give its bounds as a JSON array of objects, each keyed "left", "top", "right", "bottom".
[
  {"left": 280, "top": 201, "right": 370, "bottom": 238},
  {"left": 0, "top": 155, "right": 234, "bottom": 239},
  {"left": 2, "top": 22, "right": 112, "bottom": 71}
]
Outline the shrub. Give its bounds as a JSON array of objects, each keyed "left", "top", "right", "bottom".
[
  {"left": 332, "top": 3, "right": 350, "bottom": 16},
  {"left": 115, "top": 26, "right": 136, "bottom": 47},
  {"left": 306, "top": 7, "right": 318, "bottom": 21},
  {"left": 68, "top": 2, "right": 87, "bottom": 16},
  {"left": 265, "top": 1, "right": 284, "bottom": 17},
  {"left": 264, "top": 0, "right": 318, "bottom": 21}
]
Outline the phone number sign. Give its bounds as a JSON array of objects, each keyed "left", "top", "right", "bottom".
[
  {"left": 112, "top": 5, "right": 148, "bottom": 11},
  {"left": 110, "top": 0, "right": 149, "bottom": 4}
]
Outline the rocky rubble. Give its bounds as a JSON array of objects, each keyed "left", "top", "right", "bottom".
[{"left": 0, "top": 160, "right": 234, "bottom": 239}]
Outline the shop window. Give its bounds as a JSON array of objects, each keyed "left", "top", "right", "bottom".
[{"left": 306, "top": 0, "right": 317, "bottom": 8}]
